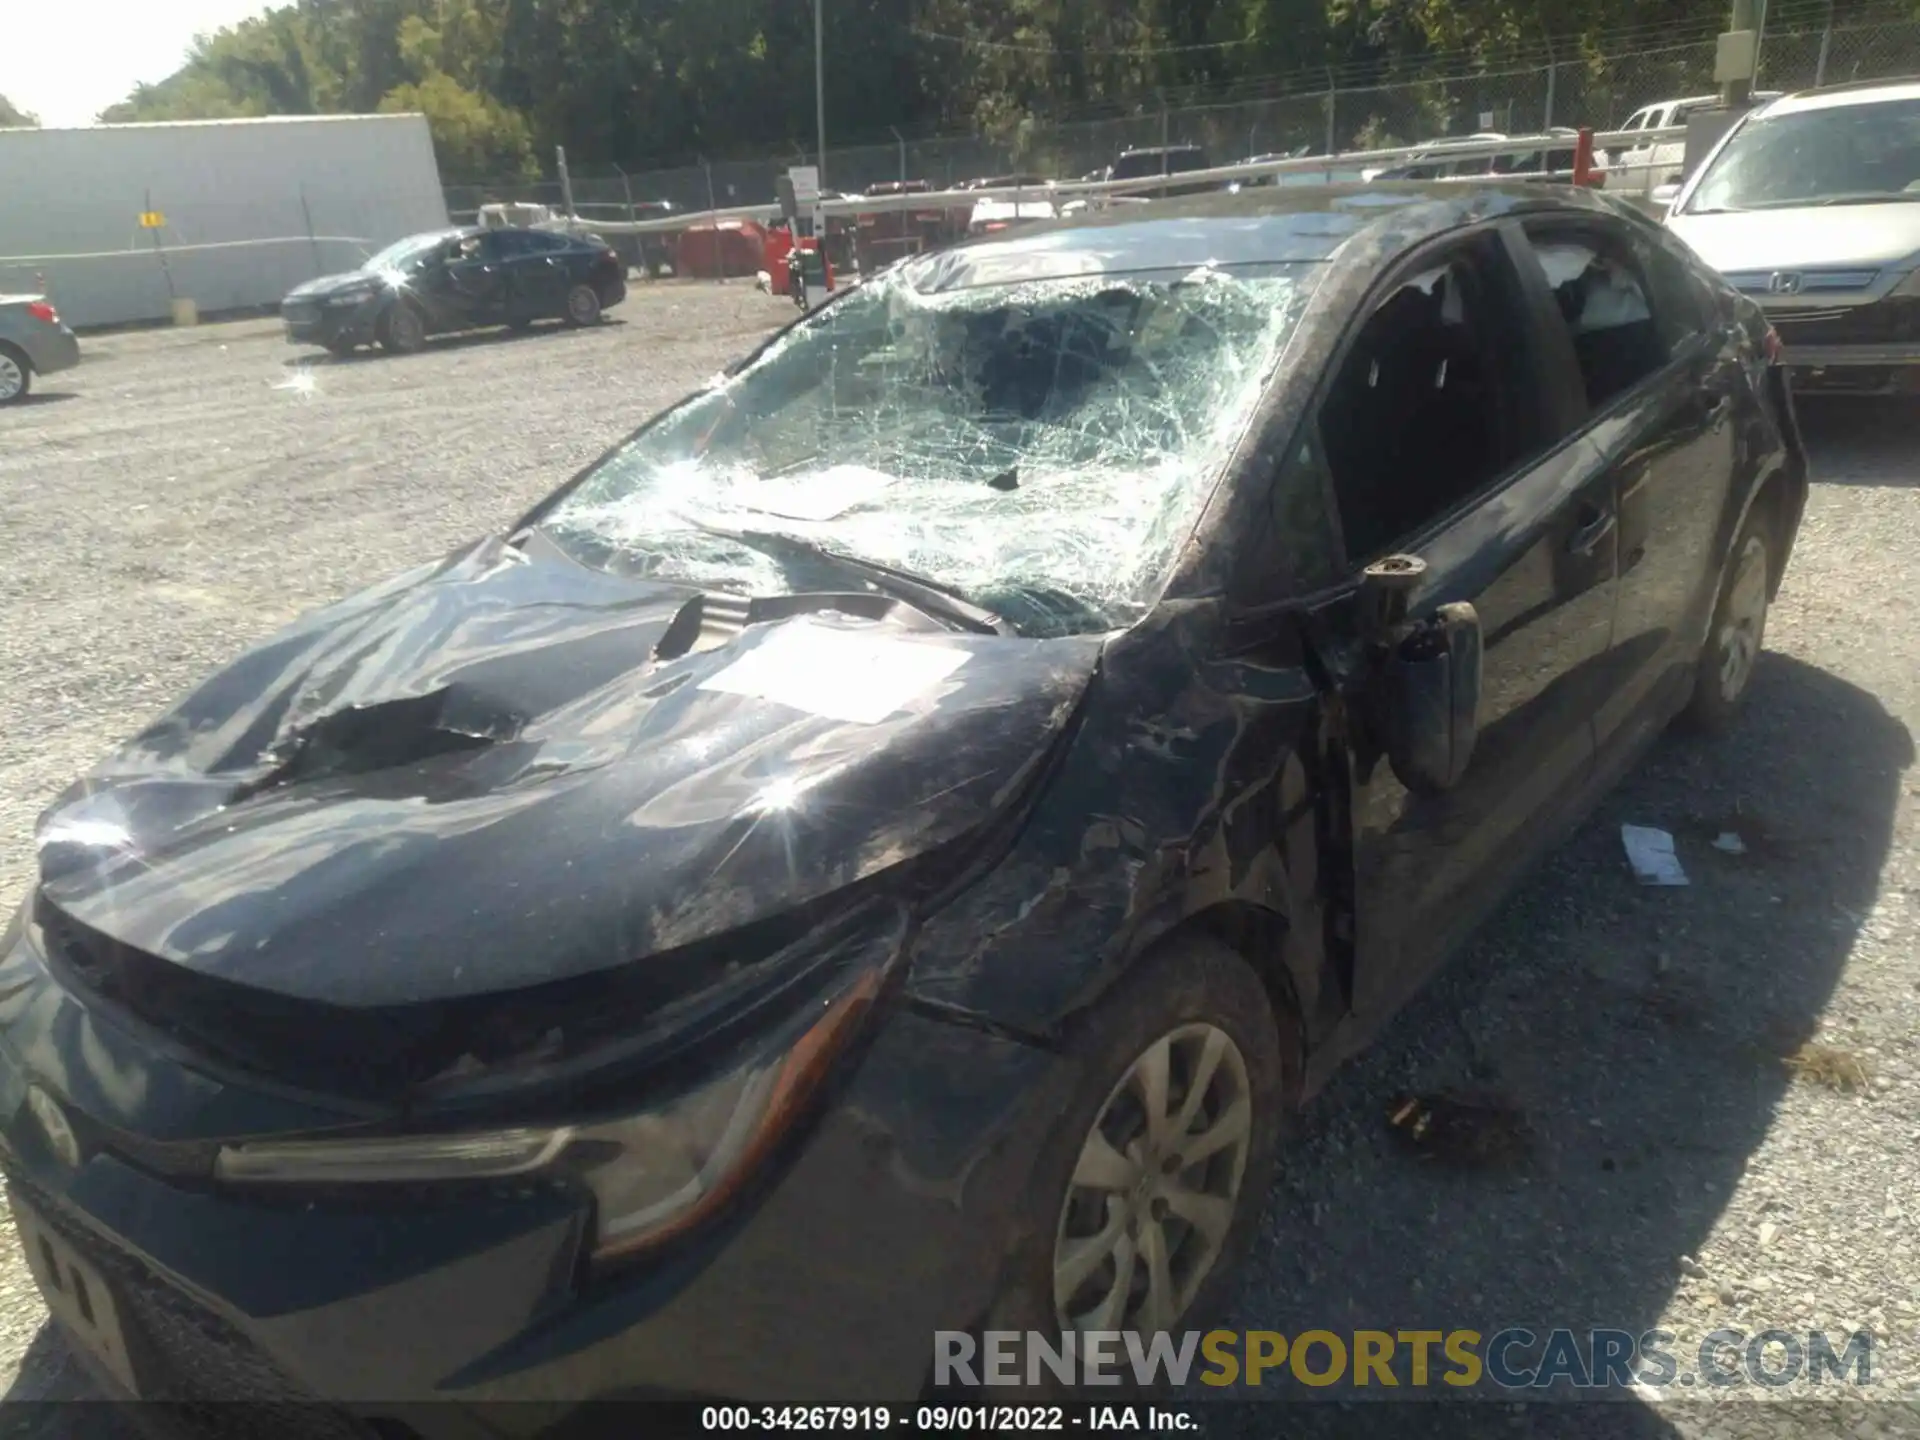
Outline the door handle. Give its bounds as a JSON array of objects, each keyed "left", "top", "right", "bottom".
[{"left": 1567, "top": 506, "right": 1617, "bottom": 558}]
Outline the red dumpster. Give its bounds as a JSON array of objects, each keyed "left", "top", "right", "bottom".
[{"left": 677, "top": 219, "right": 770, "bottom": 280}]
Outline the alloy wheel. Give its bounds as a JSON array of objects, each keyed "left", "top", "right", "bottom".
[
  {"left": 1052, "top": 1023, "right": 1254, "bottom": 1333},
  {"left": 0, "top": 352, "right": 24, "bottom": 402},
  {"left": 568, "top": 286, "right": 600, "bottom": 324},
  {"left": 1717, "top": 533, "right": 1770, "bottom": 703}
]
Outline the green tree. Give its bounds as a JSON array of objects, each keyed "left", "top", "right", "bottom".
[
  {"left": 0, "top": 93, "right": 38, "bottom": 128},
  {"left": 380, "top": 71, "right": 537, "bottom": 179}
]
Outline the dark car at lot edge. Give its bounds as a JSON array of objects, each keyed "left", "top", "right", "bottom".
[
  {"left": 1, "top": 182, "right": 1805, "bottom": 1424},
  {"left": 0, "top": 293, "right": 81, "bottom": 405},
  {"left": 281, "top": 225, "right": 627, "bottom": 357}
]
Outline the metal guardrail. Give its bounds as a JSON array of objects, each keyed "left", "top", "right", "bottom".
[{"left": 577, "top": 126, "right": 1689, "bottom": 236}]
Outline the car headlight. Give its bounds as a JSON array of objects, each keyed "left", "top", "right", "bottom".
[
  {"left": 212, "top": 961, "right": 884, "bottom": 1260},
  {"left": 1893, "top": 268, "right": 1920, "bottom": 299},
  {"left": 324, "top": 290, "right": 377, "bottom": 307}
]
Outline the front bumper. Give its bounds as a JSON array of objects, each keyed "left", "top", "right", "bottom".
[
  {"left": 1768, "top": 294, "right": 1920, "bottom": 391},
  {"left": 1785, "top": 343, "right": 1920, "bottom": 396},
  {"left": 282, "top": 299, "right": 380, "bottom": 349},
  {"left": 1786, "top": 341, "right": 1920, "bottom": 368},
  {"left": 0, "top": 927, "right": 1062, "bottom": 1420}
]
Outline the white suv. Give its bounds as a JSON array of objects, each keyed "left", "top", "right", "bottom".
[{"left": 1666, "top": 78, "right": 1920, "bottom": 396}]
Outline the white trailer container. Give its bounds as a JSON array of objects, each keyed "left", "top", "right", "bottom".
[{"left": 0, "top": 114, "right": 448, "bottom": 329}]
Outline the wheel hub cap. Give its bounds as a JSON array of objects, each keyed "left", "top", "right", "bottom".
[
  {"left": 0, "top": 355, "right": 22, "bottom": 399},
  {"left": 1052, "top": 1023, "right": 1253, "bottom": 1334}
]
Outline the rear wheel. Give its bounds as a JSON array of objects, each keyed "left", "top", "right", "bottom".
[
  {"left": 563, "top": 283, "right": 602, "bottom": 327},
  {"left": 377, "top": 303, "right": 426, "bottom": 355},
  {"left": 982, "top": 937, "right": 1285, "bottom": 1392},
  {"left": 0, "top": 344, "right": 28, "bottom": 404},
  {"left": 1683, "top": 506, "right": 1774, "bottom": 735}
]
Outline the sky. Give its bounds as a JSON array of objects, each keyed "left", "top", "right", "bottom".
[{"left": 0, "top": 0, "right": 275, "bottom": 128}]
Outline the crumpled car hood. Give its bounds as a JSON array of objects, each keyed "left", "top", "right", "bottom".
[
  {"left": 34, "top": 536, "right": 1101, "bottom": 1011},
  {"left": 283, "top": 271, "right": 380, "bottom": 302}
]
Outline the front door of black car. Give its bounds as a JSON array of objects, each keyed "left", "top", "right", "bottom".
[
  {"left": 442, "top": 233, "right": 510, "bottom": 326},
  {"left": 1304, "top": 225, "right": 1622, "bottom": 1018},
  {"left": 1513, "top": 219, "right": 1741, "bottom": 757}
]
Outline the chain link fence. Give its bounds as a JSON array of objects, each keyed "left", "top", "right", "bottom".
[{"left": 445, "top": 10, "right": 1920, "bottom": 221}]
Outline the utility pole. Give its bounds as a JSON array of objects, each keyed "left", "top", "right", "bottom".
[
  {"left": 1720, "top": 0, "right": 1759, "bottom": 107},
  {"left": 556, "top": 145, "right": 576, "bottom": 219},
  {"left": 814, "top": 0, "right": 828, "bottom": 190}
]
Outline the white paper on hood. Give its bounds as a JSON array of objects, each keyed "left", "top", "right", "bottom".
[
  {"left": 698, "top": 621, "right": 971, "bottom": 724},
  {"left": 738, "top": 465, "right": 895, "bottom": 522}
]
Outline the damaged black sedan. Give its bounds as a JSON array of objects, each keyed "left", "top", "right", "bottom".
[{"left": 1, "top": 183, "right": 1804, "bottom": 1420}]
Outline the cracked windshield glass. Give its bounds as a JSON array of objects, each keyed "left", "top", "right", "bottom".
[
  {"left": 1689, "top": 96, "right": 1920, "bottom": 209},
  {"left": 539, "top": 262, "right": 1319, "bottom": 636}
]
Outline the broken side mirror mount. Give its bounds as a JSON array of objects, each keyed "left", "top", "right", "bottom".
[{"left": 1359, "top": 555, "right": 1482, "bottom": 796}]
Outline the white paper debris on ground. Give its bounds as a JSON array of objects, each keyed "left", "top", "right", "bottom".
[
  {"left": 1712, "top": 831, "right": 1749, "bottom": 855},
  {"left": 1621, "top": 825, "right": 1690, "bottom": 886},
  {"left": 698, "top": 620, "right": 971, "bottom": 725}
]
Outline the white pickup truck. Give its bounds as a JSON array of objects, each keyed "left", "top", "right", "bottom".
[{"left": 1616, "top": 93, "right": 1783, "bottom": 194}]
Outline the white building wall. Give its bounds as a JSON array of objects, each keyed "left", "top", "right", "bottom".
[{"left": 0, "top": 114, "right": 448, "bottom": 328}]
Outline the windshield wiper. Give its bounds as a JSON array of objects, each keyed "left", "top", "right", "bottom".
[
  {"left": 684, "top": 520, "right": 1013, "bottom": 636},
  {"left": 1813, "top": 192, "right": 1920, "bottom": 206}
]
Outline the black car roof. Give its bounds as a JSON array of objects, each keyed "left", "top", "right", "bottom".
[{"left": 897, "top": 181, "right": 1624, "bottom": 293}]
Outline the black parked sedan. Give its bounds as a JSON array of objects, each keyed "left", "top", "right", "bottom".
[
  {"left": 281, "top": 226, "right": 627, "bottom": 357},
  {"left": 2, "top": 183, "right": 1803, "bottom": 1419}
]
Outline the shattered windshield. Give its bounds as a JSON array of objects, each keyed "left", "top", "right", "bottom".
[
  {"left": 538, "top": 261, "right": 1320, "bottom": 637},
  {"left": 1687, "top": 98, "right": 1920, "bottom": 211}
]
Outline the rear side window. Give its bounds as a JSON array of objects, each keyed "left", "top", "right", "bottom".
[
  {"left": 1521, "top": 227, "right": 1672, "bottom": 411},
  {"left": 1317, "top": 234, "right": 1552, "bottom": 561}
]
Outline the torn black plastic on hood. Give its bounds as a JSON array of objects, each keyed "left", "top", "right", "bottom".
[{"left": 32, "top": 536, "right": 1100, "bottom": 1096}]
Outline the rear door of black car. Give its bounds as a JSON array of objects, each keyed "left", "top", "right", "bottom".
[
  {"left": 1511, "top": 214, "right": 1741, "bottom": 759},
  {"left": 1295, "top": 223, "right": 1622, "bottom": 1019},
  {"left": 500, "top": 230, "right": 576, "bottom": 320}
]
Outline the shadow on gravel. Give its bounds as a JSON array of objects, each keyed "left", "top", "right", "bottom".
[
  {"left": 1795, "top": 398, "right": 1919, "bottom": 487},
  {"left": 1, "top": 393, "right": 80, "bottom": 409},
  {"left": 283, "top": 318, "right": 631, "bottom": 368},
  {"left": 1207, "top": 652, "right": 1912, "bottom": 1435}
]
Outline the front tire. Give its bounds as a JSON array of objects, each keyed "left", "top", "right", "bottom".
[
  {"left": 563, "top": 283, "right": 602, "bottom": 327},
  {"left": 1683, "top": 506, "right": 1774, "bottom": 735},
  {"left": 0, "top": 343, "right": 30, "bottom": 404},
  {"left": 984, "top": 938, "right": 1285, "bottom": 1390},
  {"left": 377, "top": 303, "right": 426, "bottom": 355}
]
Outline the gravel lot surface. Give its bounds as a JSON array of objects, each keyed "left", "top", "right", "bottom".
[{"left": 1, "top": 291, "right": 1916, "bottom": 1438}]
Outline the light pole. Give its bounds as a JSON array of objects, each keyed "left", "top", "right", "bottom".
[{"left": 814, "top": 0, "right": 827, "bottom": 189}]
